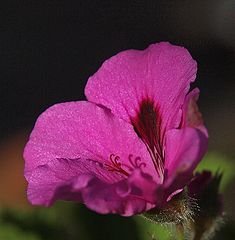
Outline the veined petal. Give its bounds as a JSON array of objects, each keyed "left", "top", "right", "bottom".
[
  {"left": 85, "top": 42, "right": 197, "bottom": 133},
  {"left": 85, "top": 42, "right": 197, "bottom": 180},
  {"left": 24, "top": 101, "right": 158, "bottom": 182},
  {"left": 24, "top": 42, "right": 209, "bottom": 216}
]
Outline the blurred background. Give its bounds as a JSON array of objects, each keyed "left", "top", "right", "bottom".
[{"left": 0, "top": 1, "right": 234, "bottom": 239}]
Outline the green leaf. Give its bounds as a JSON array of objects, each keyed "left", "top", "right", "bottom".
[{"left": 196, "top": 152, "right": 235, "bottom": 191}]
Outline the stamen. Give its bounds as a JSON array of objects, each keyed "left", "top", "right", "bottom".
[
  {"left": 105, "top": 154, "right": 130, "bottom": 177},
  {"left": 128, "top": 154, "right": 146, "bottom": 169},
  {"left": 105, "top": 154, "right": 146, "bottom": 177}
]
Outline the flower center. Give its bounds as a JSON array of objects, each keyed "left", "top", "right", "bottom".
[{"left": 131, "top": 98, "right": 165, "bottom": 182}]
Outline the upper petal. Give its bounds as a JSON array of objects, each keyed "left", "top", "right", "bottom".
[
  {"left": 85, "top": 42, "right": 197, "bottom": 132},
  {"left": 24, "top": 101, "right": 157, "bottom": 182}
]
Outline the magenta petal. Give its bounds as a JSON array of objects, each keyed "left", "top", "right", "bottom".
[
  {"left": 164, "top": 127, "right": 208, "bottom": 191},
  {"left": 85, "top": 42, "right": 197, "bottom": 132},
  {"left": 27, "top": 157, "right": 118, "bottom": 206},
  {"left": 82, "top": 169, "right": 157, "bottom": 216},
  {"left": 24, "top": 42, "right": 209, "bottom": 216},
  {"left": 27, "top": 159, "right": 89, "bottom": 206},
  {"left": 27, "top": 158, "right": 157, "bottom": 216},
  {"left": 27, "top": 157, "right": 121, "bottom": 206},
  {"left": 24, "top": 100, "right": 160, "bottom": 215},
  {"left": 24, "top": 101, "right": 157, "bottom": 181}
]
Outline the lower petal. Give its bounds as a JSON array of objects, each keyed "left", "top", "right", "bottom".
[{"left": 27, "top": 158, "right": 157, "bottom": 216}]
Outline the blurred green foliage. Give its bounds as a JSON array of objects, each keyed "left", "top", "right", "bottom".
[
  {"left": 0, "top": 152, "right": 235, "bottom": 240},
  {"left": 0, "top": 203, "right": 86, "bottom": 240},
  {"left": 0, "top": 223, "right": 41, "bottom": 240},
  {"left": 0, "top": 204, "right": 140, "bottom": 240},
  {"left": 196, "top": 152, "right": 235, "bottom": 191},
  {"left": 134, "top": 216, "right": 173, "bottom": 240}
]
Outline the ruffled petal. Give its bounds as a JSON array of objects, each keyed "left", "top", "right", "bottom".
[
  {"left": 82, "top": 169, "right": 157, "bottom": 216},
  {"left": 27, "top": 158, "right": 157, "bottom": 216},
  {"left": 24, "top": 101, "right": 158, "bottom": 182},
  {"left": 85, "top": 42, "right": 197, "bottom": 133}
]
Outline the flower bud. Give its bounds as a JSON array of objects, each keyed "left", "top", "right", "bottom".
[{"left": 188, "top": 171, "right": 224, "bottom": 240}]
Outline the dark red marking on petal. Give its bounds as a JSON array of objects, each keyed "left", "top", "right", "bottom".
[{"left": 131, "top": 98, "right": 165, "bottom": 181}]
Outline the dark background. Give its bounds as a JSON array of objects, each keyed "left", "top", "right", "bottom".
[{"left": 1, "top": 0, "right": 235, "bottom": 155}]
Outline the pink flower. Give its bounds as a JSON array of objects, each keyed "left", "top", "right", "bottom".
[{"left": 24, "top": 42, "right": 208, "bottom": 216}]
